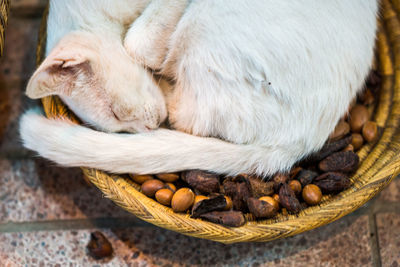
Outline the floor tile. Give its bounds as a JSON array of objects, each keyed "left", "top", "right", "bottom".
[
  {"left": 0, "top": 214, "right": 372, "bottom": 267},
  {"left": 0, "top": 158, "right": 134, "bottom": 222},
  {"left": 376, "top": 213, "right": 400, "bottom": 267},
  {"left": 377, "top": 176, "right": 400, "bottom": 202}
]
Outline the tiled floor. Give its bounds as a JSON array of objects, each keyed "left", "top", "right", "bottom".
[{"left": 0, "top": 2, "right": 399, "bottom": 266}]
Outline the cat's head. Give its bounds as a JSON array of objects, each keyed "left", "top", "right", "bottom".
[{"left": 26, "top": 32, "right": 167, "bottom": 133}]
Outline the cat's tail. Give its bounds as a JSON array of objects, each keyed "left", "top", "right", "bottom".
[{"left": 19, "top": 111, "right": 301, "bottom": 176}]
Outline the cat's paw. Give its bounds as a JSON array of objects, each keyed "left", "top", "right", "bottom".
[{"left": 124, "top": 28, "right": 166, "bottom": 70}]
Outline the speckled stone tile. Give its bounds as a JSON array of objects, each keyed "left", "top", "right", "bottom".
[
  {"left": 0, "top": 214, "right": 372, "bottom": 266},
  {"left": 0, "top": 16, "right": 41, "bottom": 80},
  {"left": 0, "top": 158, "right": 134, "bottom": 222},
  {"left": 377, "top": 176, "right": 400, "bottom": 202},
  {"left": 377, "top": 213, "right": 400, "bottom": 267}
]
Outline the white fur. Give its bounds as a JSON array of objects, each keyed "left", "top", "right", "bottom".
[{"left": 20, "top": 0, "right": 378, "bottom": 176}]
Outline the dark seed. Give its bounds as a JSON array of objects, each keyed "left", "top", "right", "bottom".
[
  {"left": 182, "top": 170, "right": 220, "bottom": 194},
  {"left": 223, "top": 180, "right": 251, "bottom": 212},
  {"left": 318, "top": 151, "right": 359, "bottom": 173},
  {"left": 313, "top": 172, "right": 350, "bottom": 194},
  {"left": 246, "top": 176, "right": 274, "bottom": 198},
  {"left": 278, "top": 183, "right": 301, "bottom": 213},
  {"left": 272, "top": 173, "right": 289, "bottom": 191},
  {"left": 191, "top": 195, "right": 227, "bottom": 218},
  {"left": 247, "top": 197, "right": 277, "bottom": 218},
  {"left": 302, "top": 136, "right": 352, "bottom": 165},
  {"left": 87, "top": 231, "right": 113, "bottom": 260},
  {"left": 199, "top": 211, "right": 246, "bottom": 227},
  {"left": 296, "top": 169, "right": 318, "bottom": 187}
]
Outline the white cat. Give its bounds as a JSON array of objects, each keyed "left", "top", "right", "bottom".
[{"left": 20, "top": 0, "right": 378, "bottom": 176}]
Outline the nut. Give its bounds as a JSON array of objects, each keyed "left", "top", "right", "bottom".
[
  {"left": 182, "top": 170, "right": 220, "bottom": 194},
  {"left": 87, "top": 231, "right": 113, "bottom": 260},
  {"left": 165, "top": 183, "right": 176, "bottom": 192},
  {"left": 343, "top": 144, "right": 354, "bottom": 152},
  {"left": 289, "top": 166, "right": 302, "bottom": 179},
  {"left": 199, "top": 211, "right": 246, "bottom": 227},
  {"left": 289, "top": 180, "right": 302, "bottom": 195},
  {"left": 296, "top": 169, "right": 318, "bottom": 187},
  {"left": 141, "top": 179, "right": 164, "bottom": 197},
  {"left": 362, "top": 121, "right": 378, "bottom": 142},
  {"left": 259, "top": 196, "right": 279, "bottom": 211},
  {"left": 351, "top": 133, "right": 364, "bottom": 150},
  {"left": 313, "top": 172, "right": 350, "bottom": 194},
  {"left": 349, "top": 104, "right": 369, "bottom": 132},
  {"left": 156, "top": 173, "right": 180, "bottom": 182},
  {"left": 318, "top": 151, "right": 359, "bottom": 173},
  {"left": 302, "top": 184, "right": 322, "bottom": 205},
  {"left": 247, "top": 197, "right": 277, "bottom": 218},
  {"left": 129, "top": 174, "right": 153, "bottom": 184},
  {"left": 171, "top": 188, "right": 195, "bottom": 212},
  {"left": 155, "top": 188, "right": 174, "bottom": 206},
  {"left": 272, "top": 193, "right": 280, "bottom": 204},
  {"left": 279, "top": 183, "right": 301, "bottom": 213},
  {"left": 194, "top": 195, "right": 209, "bottom": 206},
  {"left": 224, "top": 196, "right": 233, "bottom": 210},
  {"left": 246, "top": 176, "right": 274, "bottom": 198},
  {"left": 329, "top": 121, "right": 350, "bottom": 141},
  {"left": 191, "top": 195, "right": 227, "bottom": 218}
]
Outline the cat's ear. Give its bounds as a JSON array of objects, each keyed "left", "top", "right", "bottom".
[{"left": 26, "top": 47, "right": 91, "bottom": 99}]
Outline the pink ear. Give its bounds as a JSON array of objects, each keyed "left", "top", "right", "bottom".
[{"left": 26, "top": 44, "right": 90, "bottom": 99}]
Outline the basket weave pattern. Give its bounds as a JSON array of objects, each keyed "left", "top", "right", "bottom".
[
  {"left": 38, "top": 0, "right": 400, "bottom": 243},
  {"left": 0, "top": 0, "right": 9, "bottom": 57}
]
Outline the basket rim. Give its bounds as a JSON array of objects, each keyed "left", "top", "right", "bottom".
[{"left": 37, "top": 0, "right": 400, "bottom": 244}]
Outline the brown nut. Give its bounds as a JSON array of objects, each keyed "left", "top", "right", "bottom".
[
  {"left": 129, "top": 174, "right": 153, "bottom": 185},
  {"left": 289, "top": 180, "right": 302, "bottom": 195},
  {"left": 351, "top": 133, "right": 364, "bottom": 150},
  {"left": 87, "top": 231, "right": 113, "bottom": 259},
  {"left": 302, "top": 184, "right": 322, "bottom": 205},
  {"left": 155, "top": 188, "right": 174, "bottom": 206},
  {"left": 349, "top": 104, "right": 369, "bottom": 132},
  {"left": 362, "top": 121, "right": 378, "bottom": 142},
  {"left": 343, "top": 144, "right": 354, "bottom": 152},
  {"left": 272, "top": 194, "right": 280, "bottom": 204},
  {"left": 224, "top": 196, "right": 233, "bottom": 210},
  {"left": 141, "top": 179, "right": 164, "bottom": 197},
  {"left": 360, "top": 89, "right": 375, "bottom": 105},
  {"left": 259, "top": 196, "right": 279, "bottom": 211},
  {"left": 193, "top": 195, "right": 209, "bottom": 206},
  {"left": 165, "top": 183, "right": 176, "bottom": 192},
  {"left": 171, "top": 188, "right": 195, "bottom": 212},
  {"left": 318, "top": 151, "right": 359, "bottom": 173},
  {"left": 329, "top": 121, "right": 350, "bottom": 141},
  {"left": 289, "top": 167, "right": 302, "bottom": 179},
  {"left": 156, "top": 173, "right": 180, "bottom": 182}
]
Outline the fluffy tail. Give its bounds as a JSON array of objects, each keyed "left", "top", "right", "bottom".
[{"left": 19, "top": 111, "right": 297, "bottom": 176}]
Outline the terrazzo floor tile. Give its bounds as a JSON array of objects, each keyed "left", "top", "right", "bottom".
[
  {"left": 0, "top": 158, "right": 134, "bottom": 222},
  {"left": 377, "top": 213, "right": 400, "bottom": 267},
  {"left": 0, "top": 214, "right": 372, "bottom": 266},
  {"left": 377, "top": 176, "right": 400, "bottom": 202}
]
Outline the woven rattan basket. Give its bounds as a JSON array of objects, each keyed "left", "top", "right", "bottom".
[
  {"left": 37, "top": 0, "right": 400, "bottom": 244},
  {"left": 0, "top": 0, "right": 9, "bottom": 57}
]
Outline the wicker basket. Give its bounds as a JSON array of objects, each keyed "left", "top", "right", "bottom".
[
  {"left": 0, "top": 0, "right": 9, "bottom": 57},
  {"left": 38, "top": 0, "right": 400, "bottom": 244}
]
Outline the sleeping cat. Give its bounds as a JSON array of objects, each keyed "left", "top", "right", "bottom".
[{"left": 20, "top": 0, "right": 378, "bottom": 176}]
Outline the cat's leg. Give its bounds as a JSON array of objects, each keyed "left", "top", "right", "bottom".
[{"left": 124, "top": 0, "right": 189, "bottom": 70}]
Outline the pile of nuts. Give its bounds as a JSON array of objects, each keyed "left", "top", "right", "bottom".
[{"left": 129, "top": 71, "right": 381, "bottom": 227}]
